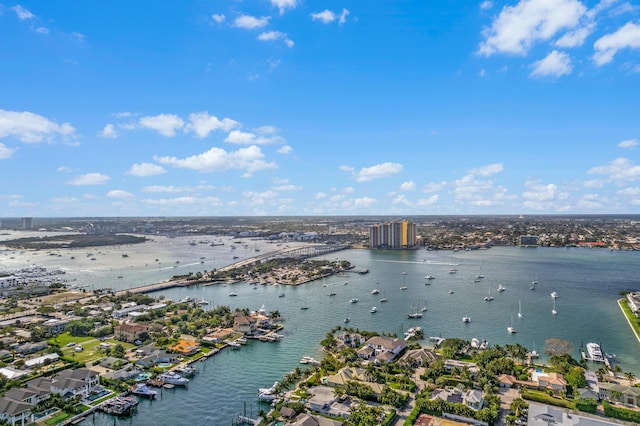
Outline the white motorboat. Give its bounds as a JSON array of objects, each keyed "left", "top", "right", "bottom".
[
  {"left": 349, "top": 298, "right": 358, "bottom": 303},
  {"left": 370, "top": 306, "right": 377, "bottom": 313},
  {"left": 158, "top": 372, "right": 189, "bottom": 386},
  {"left": 551, "top": 291, "right": 558, "bottom": 299},
  {"left": 371, "top": 289, "right": 379, "bottom": 294},
  {"left": 257, "top": 381, "right": 279, "bottom": 401},
  {"left": 586, "top": 342, "right": 604, "bottom": 361},
  {"left": 462, "top": 316, "right": 471, "bottom": 323}
]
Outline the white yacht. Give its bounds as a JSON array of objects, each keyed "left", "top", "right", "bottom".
[
  {"left": 497, "top": 284, "right": 506, "bottom": 292},
  {"left": 371, "top": 289, "right": 379, "bottom": 295},
  {"left": 349, "top": 298, "right": 358, "bottom": 303},
  {"left": 257, "top": 381, "right": 279, "bottom": 401},
  {"left": 370, "top": 306, "right": 377, "bottom": 313},
  {"left": 400, "top": 286, "right": 408, "bottom": 290},
  {"left": 507, "top": 316, "right": 517, "bottom": 334},
  {"left": 228, "top": 292, "right": 237, "bottom": 297},
  {"left": 551, "top": 291, "right": 558, "bottom": 299},
  {"left": 462, "top": 316, "right": 471, "bottom": 323},
  {"left": 586, "top": 342, "right": 605, "bottom": 362},
  {"left": 158, "top": 372, "right": 189, "bottom": 386},
  {"left": 425, "top": 275, "right": 435, "bottom": 280}
]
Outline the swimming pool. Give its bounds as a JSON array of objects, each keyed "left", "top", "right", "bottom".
[{"left": 157, "top": 362, "right": 172, "bottom": 368}]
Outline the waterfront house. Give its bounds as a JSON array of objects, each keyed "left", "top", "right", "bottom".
[
  {"left": 202, "top": 327, "right": 234, "bottom": 344},
  {"left": 111, "top": 303, "right": 149, "bottom": 319},
  {"left": 626, "top": 292, "right": 640, "bottom": 317},
  {"left": 5, "top": 387, "right": 51, "bottom": 405},
  {"left": 51, "top": 368, "right": 99, "bottom": 398},
  {"left": 114, "top": 322, "right": 150, "bottom": 343},
  {"left": 136, "top": 349, "right": 179, "bottom": 367},
  {"left": 0, "top": 396, "right": 32, "bottom": 426},
  {"left": 233, "top": 315, "right": 257, "bottom": 335},
  {"left": 334, "top": 332, "right": 364, "bottom": 350},
  {"left": 167, "top": 339, "right": 200, "bottom": 356},
  {"left": 359, "top": 336, "right": 407, "bottom": 363}
]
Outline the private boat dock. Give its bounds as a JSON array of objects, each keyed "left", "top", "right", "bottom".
[{"left": 99, "top": 395, "right": 139, "bottom": 416}]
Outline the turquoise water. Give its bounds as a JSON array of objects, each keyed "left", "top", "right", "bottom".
[{"left": 2, "top": 235, "right": 639, "bottom": 425}]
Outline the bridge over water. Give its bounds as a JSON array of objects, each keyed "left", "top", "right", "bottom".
[{"left": 217, "top": 244, "right": 351, "bottom": 272}]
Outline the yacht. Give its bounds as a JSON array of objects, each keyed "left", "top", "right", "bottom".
[
  {"left": 551, "top": 291, "right": 558, "bottom": 299},
  {"left": 278, "top": 293, "right": 285, "bottom": 298},
  {"left": 408, "top": 312, "right": 423, "bottom": 319},
  {"left": 157, "top": 372, "right": 189, "bottom": 386},
  {"left": 425, "top": 275, "right": 435, "bottom": 280},
  {"left": 300, "top": 356, "right": 320, "bottom": 365},
  {"left": 349, "top": 298, "right": 358, "bottom": 304},
  {"left": 131, "top": 383, "right": 157, "bottom": 399},
  {"left": 370, "top": 306, "right": 377, "bottom": 313},
  {"left": 507, "top": 316, "right": 517, "bottom": 334},
  {"left": 484, "top": 288, "right": 494, "bottom": 301},
  {"left": 228, "top": 292, "right": 237, "bottom": 297},
  {"left": 497, "top": 284, "right": 506, "bottom": 292},
  {"left": 586, "top": 342, "right": 605, "bottom": 362},
  {"left": 399, "top": 286, "right": 408, "bottom": 290},
  {"left": 257, "top": 381, "right": 279, "bottom": 402},
  {"left": 462, "top": 316, "right": 471, "bottom": 323},
  {"left": 344, "top": 316, "right": 350, "bottom": 323},
  {"left": 371, "top": 289, "right": 379, "bottom": 295}
]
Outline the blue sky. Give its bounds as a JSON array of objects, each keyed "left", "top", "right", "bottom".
[{"left": 1, "top": 0, "right": 640, "bottom": 217}]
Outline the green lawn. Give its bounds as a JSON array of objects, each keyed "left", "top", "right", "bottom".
[
  {"left": 44, "top": 412, "right": 71, "bottom": 425},
  {"left": 48, "top": 332, "right": 94, "bottom": 347},
  {"left": 618, "top": 298, "right": 640, "bottom": 341},
  {"left": 53, "top": 332, "right": 136, "bottom": 365}
]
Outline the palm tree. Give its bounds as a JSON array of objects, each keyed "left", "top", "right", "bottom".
[{"left": 624, "top": 371, "right": 636, "bottom": 384}]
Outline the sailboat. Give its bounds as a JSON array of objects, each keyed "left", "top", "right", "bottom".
[
  {"left": 484, "top": 287, "right": 494, "bottom": 301},
  {"left": 552, "top": 298, "right": 558, "bottom": 315},
  {"left": 507, "top": 316, "right": 517, "bottom": 333},
  {"left": 517, "top": 300, "right": 523, "bottom": 319},
  {"left": 300, "top": 297, "right": 309, "bottom": 310},
  {"left": 407, "top": 303, "right": 422, "bottom": 318},
  {"left": 379, "top": 291, "right": 388, "bottom": 303}
]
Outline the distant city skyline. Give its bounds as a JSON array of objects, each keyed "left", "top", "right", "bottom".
[{"left": 1, "top": 1, "right": 639, "bottom": 217}]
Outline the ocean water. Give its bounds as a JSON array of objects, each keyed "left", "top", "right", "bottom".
[{"left": 1, "top": 233, "right": 639, "bottom": 425}]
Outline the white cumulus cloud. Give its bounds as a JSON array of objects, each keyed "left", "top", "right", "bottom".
[
  {"left": 311, "top": 10, "right": 336, "bottom": 24},
  {"left": 233, "top": 15, "right": 270, "bottom": 30},
  {"left": 187, "top": 112, "right": 239, "bottom": 138},
  {"left": 107, "top": 190, "right": 135, "bottom": 200},
  {"left": 211, "top": 14, "right": 225, "bottom": 23},
  {"left": 224, "top": 130, "right": 283, "bottom": 145},
  {"left": 469, "top": 163, "right": 504, "bottom": 176},
  {"left": 99, "top": 124, "right": 117, "bottom": 138},
  {"left": 399, "top": 181, "right": 416, "bottom": 192},
  {"left": 277, "top": 145, "right": 292, "bottom": 154},
  {"left": 417, "top": 194, "right": 440, "bottom": 206},
  {"left": 593, "top": 22, "right": 640, "bottom": 66},
  {"left": 258, "top": 31, "right": 294, "bottom": 48},
  {"left": 530, "top": 50, "right": 573, "bottom": 77},
  {"left": 588, "top": 157, "right": 640, "bottom": 182},
  {"left": 12, "top": 5, "right": 34, "bottom": 20},
  {"left": 0, "top": 143, "right": 16, "bottom": 159},
  {"left": 619, "top": 138, "right": 639, "bottom": 149},
  {"left": 67, "top": 173, "right": 111, "bottom": 186},
  {"left": 139, "top": 114, "right": 185, "bottom": 137},
  {"left": 155, "top": 145, "right": 277, "bottom": 176},
  {"left": 479, "top": 0, "right": 586, "bottom": 56},
  {"left": 126, "top": 163, "right": 166, "bottom": 177},
  {"left": 0, "top": 109, "right": 76, "bottom": 143},
  {"left": 271, "top": 0, "right": 297, "bottom": 15},
  {"left": 354, "top": 162, "right": 403, "bottom": 182}
]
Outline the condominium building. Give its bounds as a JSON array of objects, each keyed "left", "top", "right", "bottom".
[{"left": 369, "top": 220, "right": 417, "bottom": 249}]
